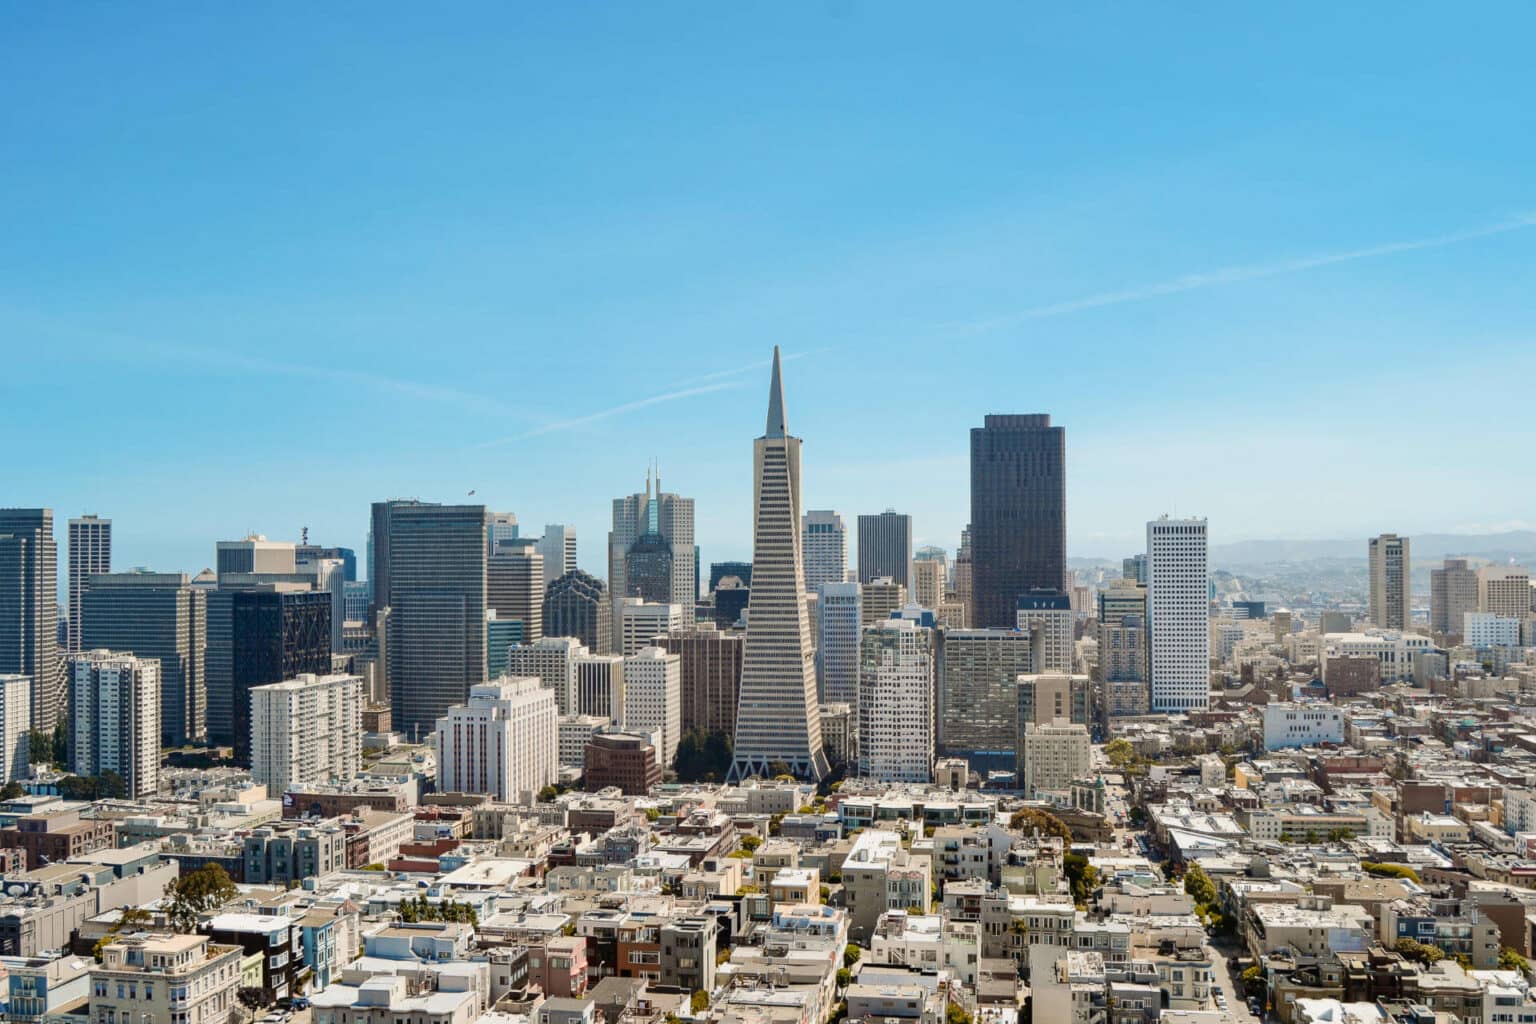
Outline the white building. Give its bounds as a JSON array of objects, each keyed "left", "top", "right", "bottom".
[
  {"left": 507, "top": 636, "right": 586, "bottom": 716},
  {"left": 1015, "top": 591, "right": 1074, "bottom": 673},
  {"left": 1147, "top": 516, "right": 1210, "bottom": 711},
  {"left": 1480, "top": 565, "right": 1532, "bottom": 621},
  {"left": 536, "top": 524, "right": 579, "bottom": 587},
  {"left": 574, "top": 652, "right": 626, "bottom": 721},
  {"left": 1263, "top": 703, "right": 1345, "bottom": 750},
  {"left": 1019, "top": 720, "right": 1091, "bottom": 799},
  {"left": 816, "top": 581, "right": 862, "bottom": 708},
  {"left": 802, "top": 510, "right": 848, "bottom": 594},
  {"left": 1465, "top": 612, "right": 1523, "bottom": 649},
  {"left": 0, "top": 674, "right": 30, "bottom": 784},
  {"left": 69, "top": 650, "right": 160, "bottom": 797},
  {"left": 434, "top": 676, "right": 558, "bottom": 800},
  {"left": 623, "top": 646, "right": 682, "bottom": 770},
  {"left": 857, "top": 618, "right": 935, "bottom": 783},
  {"left": 558, "top": 714, "right": 608, "bottom": 771},
  {"left": 1320, "top": 630, "right": 1436, "bottom": 683},
  {"left": 91, "top": 934, "right": 242, "bottom": 1024},
  {"left": 617, "top": 598, "right": 683, "bottom": 657},
  {"left": 1368, "top": 534, "right": 1412, "bottom": 630},
  {"left": 250, "top": 673, "right": 363, "bottom": 797}
]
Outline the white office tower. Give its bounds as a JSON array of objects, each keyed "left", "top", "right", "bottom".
[
  {"left": 68, "top": 650, "right": 159, "bottom": 798},
  {"left": 1147, "top": 516, "right": 1210, "bottom": 712},
  {"left": 608, "top": 465, "right": 696, "bottom": 627},
  {"left": 0, "top": 674, "right": 30, "bottom": 784},
  {"left": 67, "top": 515, "right": 111, "bottom": 652},
  {"left": 574, "top": 652, "right": 626, "bottom": 721},
  {"left": 558, "top": 714, "right": 607, "bottom": 771},
  {"left": 816, "top": 582, "right": 862, "bottom": 707},
  {"left": 434, "top": 676, "right": 557, "bottom": 800},
  {"left": 617, "top": 598, "right": 683, "bottom": 657},
  {"left": 537, "top": 524, "right": 579, "bottom": 587},
  {"left": 249, "top": 673, "right": 363, "bottom": 797},
  {"left": 507, "top": 636, "right": 586, "bottom": 716},
  {"left": 1018, "top": 720, "right": 1091, "bottom": 799},
  {"left": 856, "top": 618, "right": 934, "bottom": 783},
  {"left": 801, "top": 510, "right": 848, "bottom": 594},
  {"left": 1464, "top": 612, "right": 1522, "bottom": 649},
  {"left": 623, "top": 646, "right": 682, "bottom": 770},
  {"left": 912, "top": 559, "right": 945, "bottom": 612},
  {"left": 1367, "top": 534, "right": 1411, "bottom": 630},
  {"left": 729, "top": 347, "right": 830, "bottom": 781},
  {"left": 1015, "top": 592, "right": 1074, "bottom": 672},
  {"left": 1479, "top": 565, "right": 1532, "bottom": 621}
]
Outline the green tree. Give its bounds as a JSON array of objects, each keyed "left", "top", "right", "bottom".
[
  {"left": 1064, "top": 851, "right": 1099, "bottom": 906},
  {"left": 538, "top": 785, "right": 559, "bottom": 802},
  {"left": 92, "top": 907, "right": 153, "bottom": 959},
  {"left": 1327, "top": 827, "right": 1354, "bottom": 843},
  {"left": 1104, "top": 738, "right": 1136, "bottom": 769},
  {"left": 1008, "top": 807, "right": 1073, "bottom": 842},
  {"left": 739, "top": 834, "right": 762, "bottom": 853},
  {"left": 945, "top": 1003, "right": 973, "bottom": 1024},
  {"left": 1394, "top": 938, "right": 1444, "bottom": 966},
  {"left": 691, "top": 990, "right": 710, "bottom": 1013},
  {"left": 1183, "top": 863, "right": 1217, "bottom": 906},
  {"left": 1500, "top": 947, "right": 1530, "bottom": 973},
  {"left": 836, "top": 968, "right": 852, "bottom": 988},
  {"left": 1362, "top": 862, "right": 1421, "bottom": 882},
  {"left": 843, "top": 943, "right": 862, "bottom": 968},
  {"left": 1241, "top": 965, "right": 1266, "bottom": 1000},
  {"left": 164, "top": 864, "right": 239, "bottom": 932},
  {"left": 0, "top": 780, "right": 23, "bottom": 800}
]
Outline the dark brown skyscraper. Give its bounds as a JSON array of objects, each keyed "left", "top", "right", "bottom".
[{"left": 969, "top": 415, "right": 1065, "bottom": 629}]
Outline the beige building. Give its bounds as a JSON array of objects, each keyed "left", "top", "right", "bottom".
[
  {"left": 912, "top": 559, "right": 945, "bottom": 612},
  {"left": 1479, "top": 565, "right": 1532, "bottom": 621},
  {"left": 1367, "top": 534, "right": 1411, "bottom": 630},
  {"left": 842, "top": 829, "right": 932, "bottom": 942},
  {"left": 1018, "top": 720, "right": 1091, "bottom": 799},
  {"left": 91, "top": 933, "right": 242, "bottom": 1024}
]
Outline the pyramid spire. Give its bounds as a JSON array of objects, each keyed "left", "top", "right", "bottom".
[{"left": 765, "top": 345, "right": 787, "bottom": 439}]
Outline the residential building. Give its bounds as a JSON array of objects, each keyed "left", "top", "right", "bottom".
[
  {"left": 250, "top": 673, "right": 363, "bottom": 796},
  {"left": 1432, "top": 559, "right": 1481, "bottom": 637},
  {"left": 623, "top": 647, "right": 681, "bottom": 769},
  {"left": 536, "top": 524, "right": 579, "bottom": 587},
  {"left": 68, "top": 650, "right": 159, "bottom": 797},
  {"left": 1017, "top": 673, "right": 1090, "bottom": 728},
  {"left": 608, "top": 467, "right": 696, "bottom": 627},
  {"left": 0, "top": 509, "right": 60, "bottom": 732},
  {"left": 655, "top": 623, "right": 742, "bottom": 736},
  {"left": 857, "top": 511, "right": 913, "bottom": 587},
  {"left": 434, "top": 676, "right": 558, "bottom": 800},
  {"left": 1480, "top": 565, "right": 1532, "bottom": 621},
  {"left": 816, "top": 582, "right": 862, "bottom": 708},
  {"left": 1019, "top": 720, "right": 1091, "bottom": 799},
  {"left": 0, "top": 674, "right": 29, "bottom": 784},
  {"left": 1015, "top": 589, "right": 1073, "bottom": 672},
  {"left": 90, "top": 934, "right": 242, "bottom": 1024},
  {"left": 1465, "top": 612, "right": 1522, "bottom": 649},
  {"left": 81, "top": 570, "right": 207, "bottom": 746},
  {"left": 508, "top": 636, "right": 587, "bottom": 717},
  {"left": 969, "top": 415, "right": 1066, "bottom": 629},
  {"left": 659, "top": 917, "right": 717, "bottom": 994},
  {"left": 617, "top": 598, "right": 682, "bottom": 657},
  {"left": 728, "top": 348, "right": 829, "bottom": 782},
  {"left": 801, "top": 510, "right": 847, "bottom": 594},
  {"left": 487, "top": 544, "right": 544, "bottom": 643},
  {"left": 1368, "top": 534, "right": 1412, "bottom": 630},
  {"left": 1262, "top": 703, "right": 1345, "bottom": 750},
  {"left": 857, "top": 619, "right": 935, "bottom": 783},
  {"left": 938, "top": 628, "right": 1033, "bottom": 773},
  {"left": 543, "top": 570, "right": 612, "bottom": 655},
  {"left": 384, "top": 502, "right": 489, "bottom": 739},
  {"left": 842, "top": 830, "right": 933, "bottom": 943},
  {"left": 66, "top": 514, "right": 110, "bottom": 654},
  {"left": 1147, "top": 516, "right": 1210, "bottom": 712},
  {"left": 227, "top": 587, "right": 331, "bottom": 764},
  {"left": 202, "top": 913, "right": 300, "bottom": 1003}
]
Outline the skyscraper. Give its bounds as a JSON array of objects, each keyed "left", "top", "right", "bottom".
[
  {"left": 0, "top": 509, "right": 59, "bottom": 732},
  {"left": 250, "top": 673, "right": 363, "bottom": 796},
  {"left": 617, "top": 598, "right": 682, "bottom": 657},
  {"left": 0, "top": 674, "right": 30, "bottom": 784},
  {"left": 815, "top": 582, "right": 862, "bottom": 707},
  {"left": 543, "top": 570, "right": 611, "bottom": 654},
  {"left": 230, "top": 589, "right": 332, "bottom": 765},
  {"left": 1479, "top": 564, "right": 1532, "bottom": 621},
  {"left": 215, "top": 535, "right": 297, "bottom": 580},
  {"left": 434, "top": 676, "right": 557, "bottom": 801},
  {"left": 937, "top": 628, "right": 1033, "bottom": 772},
  {"left": 1367, "top": 533, "right": 1411, "bottom": 630},
  {"left": 1147, "top": 516, "right": 1209, "bottom": 712},
  {"left": 608, "top": 467, "right": 695, "bottom": 626},
  {"left": 67, "top": 515, "right": 111, "bottom": 653},
  {"left": 856, "top": 511, "right": 912, "bottom": 587},
  {"left": 385, "top": 503, "right": 489, "bottom": 740},
  {"left": 1015, "top": 589, "right": 1074, "bottom": 672},
  {"left": 82, "top": 571, "right": 207, "bottom": 746},
  {"left": 1122, "top": 554, "right": 1148, "bottom": 585},
  {"left": 487, "top": 511, "right": 519, "bottom": 550},
  {"left": 487, "top": 544, "right": 544, "bottom": 642},
  {"left": 969, "top": 415, "right": 1066, "bottom": 629},
  {"left": 623, "top": 646, "right": 682, "bottom": 769},
  {"left": 507, "top": 636, "right": 587, "bottom": 716},
  {"left": 535, "top": 524, "right": 578, "bottom": 587},
  {"left": 801, "top": 511, "right": 847, "bottom": 593},
  {"left": 656, "top": 624, "right": 743, "bottom": 737},
  {"left": 857, "top": 618, "right": 934, "bottom": 783},
  {"left": 69, "top": 650, "right": 160, "bottom": 798},
  {"left": 912, "top": 558, "right": 945, "bottom": 611},
  {"left": 1431, "top": 559, "right": 1479, "bottom": 638},
  {"left": 368, "top": 498, "right": 427, "bottom": 617},
  {"left": 729, "top": 348, "right": 829, "bottom": 782}
]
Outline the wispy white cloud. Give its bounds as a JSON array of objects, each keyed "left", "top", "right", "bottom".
[{"left": 954, "top": 212, "right": 1536, "bottom": 333}]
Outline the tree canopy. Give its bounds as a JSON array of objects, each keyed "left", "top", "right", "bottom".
[
  {"left": 165, "top": 864, "right": 239, "bottom": 932},
  {"left": 1009, "top": 807, "right": 1073, "bottom": 842}
]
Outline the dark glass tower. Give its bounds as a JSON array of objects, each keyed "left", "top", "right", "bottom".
[
  {"left": 969, "top": 414, "right": 1066, "bottom": 629},
  {"left": 543, "top": 570, "right": 612, "bottom": 654},
  {"left": 230, "top": 589, "right": 332, "bottom": 765}
]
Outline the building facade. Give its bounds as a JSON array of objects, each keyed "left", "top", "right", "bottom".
[
  {"left": 857, "top": 511, "right": 913, "bottom": 588},
  {"left": 655, "top": 623, "right": 742, "bottom": 737},
  {"left": 1018, "top": 721, "right": 1091, "bottom": 799},
  {"left": 66, "top": 514, "right": 111, "bottom": 654},
  {"left": 801, "top": 510, "right": 847, "bottom": 594},
  {"left": 938, "top": 628, "right": 1033, "bottom": 773},
  {"left": 229, "top": 588, "right": 332, "bottom": 765},
  {"left": 250, "top": 673, "right": 363, "bottom": 797},
  {"left": 0, "top": 509, "right": 59, "bottom": 732},
  {"left": 543, "top": 570, "right": 612, "bottom": 655},
  {"left": 857, "top": 619, "right": 935, "bottom": 783},
  {"left": 1431, "top": 558, "right": 1480, "bottom": 638},
  {"left": 622, "top": 647, "right": 682, "bottom": 770},
  {"left": 507, "top": 636, "right": 586, "bottom": 716},
  {"left": 616, "top": 599, "right": 682, "bottom": 657},
  {"left": 487, "top": 545, "right": 544, "bottom": 643},
  {"left": 1367, "top": 533, "right": 1412, "bottom": 630},
  {"left": 608, "top": 468, "right": 696, "bottom": 628},
  {"left": 1015, "top": 589, "right": 1073, "bottom": 672},
  {"left": 68, "top": 650, "right": 160, "bottom": 797},
  {"left": 1479, "top": 565, "right": 1532, "bottom": 621},
  {"left": 1146, "top": 517, "right": 1210, "bottom": 712},
  {"left": 434, "top": 676, "right": 558, "bottom": 800},
  {"left": 0, "top": 674, "right": 29, "bottom": 784},
  {"left": 969, "top": 415, "right": 1066, "bottom": 629},
  {"left": 536, "top": 524, "right": 579, "bottom": 587},
  {"left": 816, "top": 581, "right": 862, "bottom": 709}
]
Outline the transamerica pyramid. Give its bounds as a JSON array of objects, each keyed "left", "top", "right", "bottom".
[{"left": 727, "top": 346, "right": 831, "bottom": 781}]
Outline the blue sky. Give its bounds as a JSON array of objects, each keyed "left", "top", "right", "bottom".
[{"left": 3, "top": 4, "right": 1534, "bottom": 577}]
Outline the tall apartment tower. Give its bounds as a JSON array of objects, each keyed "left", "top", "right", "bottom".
[
  {"left": 384, "top": 503, "right": 489, "bottom": 740},
  {"left": 816, "top": 582, "right": 862, "bottom": 708},
  {"left": 1431, "top": 559, "right": 1480, "bottom": 637},
  {"left": 655, "top": 624, "right": 743, "bottom": 737},
  {"left": 937, "top": 629, "right": 1034, "bottom": 773},
  {"left": 69, "top": 650, "right": 160, "bottom": 798},
  {"left": 1147, "top": 517, "right": 1210, "bottom": 712},
  {"left": 536, "top": 525, "right": 579, "bottom": 587},
  {"left": 67, "top": 515, "right": 111, "bottom": 653},
  {"left": 434, "top": 676, "right": 557, "bottom": 801},
  {"left": 250, "top": 673, "right": 363, "bottom": 796},
  {"left": 0, "top": 509, "right": 60, "bottom": 732},
  {"left": 912, "top": 559, "right": 946, "bottom": 612},
  {"left": 728, "top": 347, "right": 830, "bottom": 782},
  {"left": 1367, "top": 534, "right": 1411, "bottom": 630},
  {"left": 82, "top": 571, "right": 207, "bottom": 746},
  {"left": 0, "top": 674, "right": 30, "bottom": 784},
  {"left": 229, "top": 589, "right": 332, "bottom": 765},
  {"left": 543, "top": 570, "right": 612, "bottom": 654},
  {"left": 487, "top": 545, "right": 544, "bottom": 643},
  {"left": 1479, "top": 565, "right": 1532, "bottom": 621},
  {"left": 857, "top": 618, "right": 935, "bottom": 783},
  {"left": 969, "top": 415, "right": 1066, "bottom": 629},
  {"left": 856, "top": 511, "right": 912, "bottom": 587},
  {"left": 608, "top": 467, "right": 696, "bottom": 627},
  {"left": 800, "top": 511, "right": 848, "bottom": 594}
]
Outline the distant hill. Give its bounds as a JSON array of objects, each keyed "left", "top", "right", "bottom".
[{"left": 1211, "top": 530, "right": 1536, "bottom": 567}]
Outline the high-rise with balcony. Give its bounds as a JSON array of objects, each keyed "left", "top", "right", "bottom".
[
  {"left": 69, "top": 650, "right": 160, "bottom": 798},
  {"left": 816, "top": 582, "right": 862, "bottom": 708},
  {"left": 1367, "top": 534, "right": 1411, "bottom": 630},
  {"left": 383, "top": 502, "right": 489, "bottom": 740},
  {"left": 250, "top": 672, "right": 363, "bottom": 796},
  {"left": 67, "top": 515, "right": 111, "bottom": 653},
  {"left": 801, "top": 510, "right": 847, "bottom": 593},
  {"left": 969, "top": 415, "right": 1066, "bottom": 629},
  {"left": 857, "top": 511, "right": 912, "bottom": 587},
  {"left": 0, "top": 509, "right": 59, "bottom": 732},
  {"left": 1147, "top": 516, "right": 1210, "bottom": 712},
  {"left": 938, "top": 628, "right": 1033, "bottom": 773},
  {"left": 857, "top": 618, "right": 934, "bottom": 783},
  {"left": 608, "top": 466, "right": 695, "bottom": 627},
  {"left": 1431, "top": 559, "right": 1480, "bottom": 638},
  {"left": 728, "top": 348, "right": 829, "bottom": 782}
]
